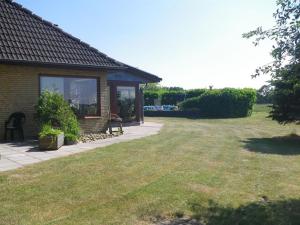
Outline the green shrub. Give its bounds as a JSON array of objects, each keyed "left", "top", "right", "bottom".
[
  {"left": 186, "top": 89, "right": 207, "bottom": 99},
  {"left": 161, "top": 91, "right": 186, "bottom": 105},
  {"left": 39, "top": 124, "right": 63, "bottom": 138},
  {"left": 144, "top": 89, "right": 207, "bottom": 106},
  {"left": 64, "top": 133, "right": 78, "bottom": 142},
  {"left": 144, "top": 91, "right": 159, "bottom": 105},
  {"left": 144, "top": 110, "right": 201, "bottom": 118},
  {"left": 36, "top": 91, "right": 80, "bottom": 137},
  {"left": 179, "top": 88, "right": 256, "bottom": 118}
]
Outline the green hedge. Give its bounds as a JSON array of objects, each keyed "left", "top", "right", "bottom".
[
  {"left": 144, "top": 89, "right": 208, "bottom": 106},
  {"left": 179, "top": 88, "right": 256, "bottom": 118},
  {"left": 144, "top": 110, "right": 201, "bottom": 118},
  {"left": 144, "top": 91, "right": 159, "bottom": 105},
  {"left": 161, "top": 91, "right": 186, "bottom": 105},
  {"left": 185, "top": 89, "right": 207, "bottom": 99}
]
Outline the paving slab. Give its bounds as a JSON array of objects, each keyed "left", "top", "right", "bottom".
[{"left": 0, "top": 122, "right": 163, "bottom": 172}]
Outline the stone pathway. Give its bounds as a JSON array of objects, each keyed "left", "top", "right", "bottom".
[{"left": 0, "top": 122, "right": 163, "bottom": 172}]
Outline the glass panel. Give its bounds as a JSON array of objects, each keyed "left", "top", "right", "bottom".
[
  {"left": 40, "top": 77, "right": 64, "bottom": 95},
  {"left": 40, "top": 76, "right": 99, "bottom": 117},
  {"left": 117, "top": 86, "right": 136, "bottom": 121},
  {"left": 68, "top": 78, "right": 98, "bottom": 116}
]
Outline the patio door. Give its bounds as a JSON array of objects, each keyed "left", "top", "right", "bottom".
[{"left": 116, "top": 86, "right": 136, "bottom": 122}]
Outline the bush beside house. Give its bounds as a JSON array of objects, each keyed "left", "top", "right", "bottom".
[{"left": 36, "top": 91, "right": 80, "bottom": 146}]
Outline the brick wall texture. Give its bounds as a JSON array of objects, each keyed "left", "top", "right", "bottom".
[{"left": 0, "top": 64, "right": 110, "bottom": 140}]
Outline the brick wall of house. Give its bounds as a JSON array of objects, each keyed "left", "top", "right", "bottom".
[{"left": 0, "top": 64, "right": 110, "bottom": 140}]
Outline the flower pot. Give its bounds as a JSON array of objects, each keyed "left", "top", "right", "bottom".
[
  {"left": 39, "top": 133, "right": 64, "bottom": 150},
  {"left": 64, "top": 139, "right": 78, "bottom": 146}
]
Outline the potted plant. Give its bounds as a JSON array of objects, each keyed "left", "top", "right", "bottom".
[
  {"left": 64, "top": 133, "right": 78, "bottom": 145},
  {"left": 36, "top": 91, "right": 80, "bottom": 148},
  {"left": 39, "top": 124, "right": 64, "bottom": 150}
]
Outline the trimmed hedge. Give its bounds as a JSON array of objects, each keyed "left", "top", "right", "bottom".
[
  {"left": 144, "top": 110, "right": 202, "bottom": 118},
  {"left": 144, "top": 89, "right": 207, "bottom": 106},
  {"left": 185, "top": 89, "right": 207, "bottom": 99},
  {"left": 161, "top": 91, "right": 186, "bottom": 105},
  {"left": 179, "top": 88, "right": 256, "bottom": 118},
  {"left": 144, "top": 91, "right": 159, "bottom": 105}
]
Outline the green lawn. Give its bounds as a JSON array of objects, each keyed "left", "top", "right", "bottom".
[{"left": 1, "top": 105, "right": 300, "bottom": 225}]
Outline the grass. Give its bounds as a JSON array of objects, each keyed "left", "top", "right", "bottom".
[{"left": 0, "top": 104, "right": 300, "bottom": 225}]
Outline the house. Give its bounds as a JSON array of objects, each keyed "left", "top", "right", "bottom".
[
  {"left": 0, "top": 0, "right": 161, "bottom": 140},
  {"left": 107, "top": 65, "right": 161, "bottom": 123}
]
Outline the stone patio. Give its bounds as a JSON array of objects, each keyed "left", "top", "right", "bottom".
[{"left": 0, "top": 122, "right": 163, "bottom": 172}]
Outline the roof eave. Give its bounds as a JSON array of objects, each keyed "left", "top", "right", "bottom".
[
  {"left": 0, "top": 59, "right": 125, "bottom": 71},
  {"left": 126, "top": 67, "right": 162, "bottom": 83}
]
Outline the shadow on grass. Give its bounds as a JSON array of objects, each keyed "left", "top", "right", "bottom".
[
  {"left": 189, "top": 198, "right": 300, "bottom": 225},
  {"left": 242, "top": 134, "right": 300, "bottom": 155},
  {"left": 153, "top": 199, "right": 300, "bottom": 225}
]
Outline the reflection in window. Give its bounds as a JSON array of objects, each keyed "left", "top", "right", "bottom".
[
  {"left": 40, "top": 76, "right": 99, "bottom": 117},
  {"left": 117, "top": 86, "right": 136, "bottom": 121}
]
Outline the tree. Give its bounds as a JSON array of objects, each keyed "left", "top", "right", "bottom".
[
  {"left": 243, "top": 0, "right": 300, "bottom": 123},
  {"left": 256, "top": 84, "right": 274, "bottom": 104},
  {"left": 142, "top": 83, "right": 162, "bottom": 92}
]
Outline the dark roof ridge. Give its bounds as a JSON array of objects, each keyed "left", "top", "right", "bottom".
[{"left": 4, "top": 0, "right": 122, "bottom": 67}]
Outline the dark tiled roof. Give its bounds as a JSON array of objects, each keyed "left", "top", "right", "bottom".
[
  {"left": 0, "top": 0, "right": 162, "bottom": 82},
  {"left": 123, "top": 64, "right": 162, "bottom": 83},
  {"left": 0, "top": 0, "right": 122, "bottom": 69}
]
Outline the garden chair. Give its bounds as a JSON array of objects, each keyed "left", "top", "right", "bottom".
[{"left": 4, "top": 112, "right": 26, "bottom": 141}]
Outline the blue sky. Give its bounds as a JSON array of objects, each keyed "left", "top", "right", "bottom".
[{"left": 17, "top": 0, "right": 276, "bottom": 89}]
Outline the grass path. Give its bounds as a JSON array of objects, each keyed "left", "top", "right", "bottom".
[{"left": 0, "top": 105, "right": 300, "bottom": 225}]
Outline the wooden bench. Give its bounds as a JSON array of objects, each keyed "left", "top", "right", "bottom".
[{"left": 108, "top": 113, "right": 123, "bottom": 135}]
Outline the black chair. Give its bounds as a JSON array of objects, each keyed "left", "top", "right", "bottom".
[{"left": 4, "top": 112, "right": 26, "bottom": 141}]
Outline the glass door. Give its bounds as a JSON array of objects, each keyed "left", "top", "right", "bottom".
[{"left": 116, "top": 86, "right": 136, "bottom": 121}]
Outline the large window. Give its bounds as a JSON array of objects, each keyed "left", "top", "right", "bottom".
[
  {"left": 117, "top": 86, "right": 136, "bottom": 121},
  {"left": 40, "top": 76, "right": 99, "bottom": 117}
]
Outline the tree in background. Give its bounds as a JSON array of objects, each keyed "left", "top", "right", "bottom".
[
  {"left": 143, "top": 83, "right": 184, "bottom": 93},
  {"left": 256, "top": 84, "right": 274, "bottom": 104},
  {"left": 244, "top": 0, "right": 300, "bottom": 124},
  {"left": 168, "top": 87, "right": 185, "bottom": 92},
  {"left": 142, "top": 83, "right": 163, "bottom": 92}
]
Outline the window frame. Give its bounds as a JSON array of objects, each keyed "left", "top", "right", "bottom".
[{"left": 38, "top": 74, "right": 101, "bottom": 118}]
